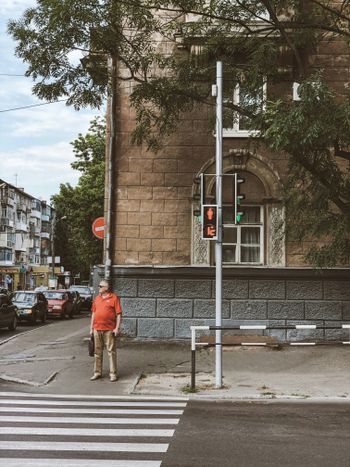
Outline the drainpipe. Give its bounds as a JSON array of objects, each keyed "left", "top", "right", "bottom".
[{"left": 104, "top": 55, "right": 117, "bottom": 282}]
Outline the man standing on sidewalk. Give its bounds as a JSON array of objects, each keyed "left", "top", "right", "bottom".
[{"left": 90, "top": 279, "right": 122, "bottom": 382}]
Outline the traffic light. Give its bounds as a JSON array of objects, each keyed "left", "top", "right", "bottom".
[
  {"left": 202, "top": 205, "right": 218, "bottom": 240},
  {"left": 234, "top": 173, "right": 245, "bottom": 224}
]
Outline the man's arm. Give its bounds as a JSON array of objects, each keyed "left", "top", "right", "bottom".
[
  {"left": 113, "top": 313, "right": 122, "bottom": 336},
  {"left": 90, "top": 309, "right": 95, "bottom": 335}
]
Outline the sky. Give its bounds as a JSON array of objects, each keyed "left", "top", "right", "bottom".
[{"left": 0, "top": 0, "right": 99, "bottom": 202}]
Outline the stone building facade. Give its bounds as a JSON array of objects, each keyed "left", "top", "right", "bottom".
[{"left": 96, "top": 7, "right": 350, "bottom": 341}]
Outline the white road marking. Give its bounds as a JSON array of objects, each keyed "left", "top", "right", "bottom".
[
  {"left": 0, "top": 407, "right": 183, "bottom": 415},
  {"left": 0, "top": 460, "right": 161, "bottom": 467},
  {"left": 0, "top": 392, "right": 188, "bottom": 401},
  {"left": 0, "top": 441, "right": 169, "bottom": 453},
  {"left": 0, "top": 399, "right": 186, "bottom": 407},
  {"left": 0, "top": 415, "right": 179, "bottom": 425},
  {"left": 0, "top": 427, "right": 174, "bottom": 437}
]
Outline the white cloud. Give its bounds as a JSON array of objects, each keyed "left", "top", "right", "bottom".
[
  {"left": 10, "top": 103, "right": 95, "bottom": 137},
  {"left": 0, "top": 0, "right": 103, "bottom": 202},
  {"left": 0, "top": 141, "right": 81, "bottom": 200},
  {"left": 0, "top": 0, "right": 34, "bottom": 16}
]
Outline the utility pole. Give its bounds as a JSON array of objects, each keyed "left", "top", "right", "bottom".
[
  {"left": 50, "top": 210, "right": 56, "bottom": 288},
  {"left": 215, "top": 61, "right": 223, "bottom": 388}
]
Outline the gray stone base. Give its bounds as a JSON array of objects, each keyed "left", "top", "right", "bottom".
[{"left": 92, "top": 266, "right": 350, "bottom": 342}]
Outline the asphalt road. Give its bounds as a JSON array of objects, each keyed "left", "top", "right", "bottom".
[
  {"left": 0, "top": 312, "right": 89, "bottom": 346},
  {"left": 162, "top": 400, "right": 350, "bottom": 467},
  {"left": 0, "top": 322, "right": 49, "bottom": 345}
]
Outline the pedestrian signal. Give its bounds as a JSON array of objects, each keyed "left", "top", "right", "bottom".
[{"left": 202, "top": 205, "right": 218, "bottom": 240}]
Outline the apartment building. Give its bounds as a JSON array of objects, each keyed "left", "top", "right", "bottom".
[
  {"left": 0, "top": 180, "right": 55, "bottom": 290},
  {"left": 93, "top": 2, "right": 350, "bottom": 340}
]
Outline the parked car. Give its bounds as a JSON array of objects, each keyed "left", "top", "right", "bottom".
[
  {"left": 70, "top": 290, "right": 82, "bottom": 314},
  {"left": 0, "top": 293, "right": 18, "bottom": 330},
  {"left": 12, "top": 291, "right": 48, "bottom": 324},
  {"left": 43, "top": 290, "right": 74, "bottom": 319},
  {"left": 69, "top": 285, "right": 93, "bottom": 310}
]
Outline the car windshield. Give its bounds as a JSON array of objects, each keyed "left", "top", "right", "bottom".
[
  {"left": 70, "top": 287, "right": 90, "bottom": 294},
  {"left": 44, "top": 292, "right": 65, "bottom": 300},
  {"left": 13, "top": 293, "right": 35, "bottom": 304}
]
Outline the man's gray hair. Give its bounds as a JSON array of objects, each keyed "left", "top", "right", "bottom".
[{"left": 100, "top": 279, "right": 110, "bottom": 288}]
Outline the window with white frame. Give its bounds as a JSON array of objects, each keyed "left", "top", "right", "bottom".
[
  {"left": 222, "top": 205, "right": 263, "bottom": 264},
  {"left": 223, "top": 80, "right": 266, "bottom": 137}
]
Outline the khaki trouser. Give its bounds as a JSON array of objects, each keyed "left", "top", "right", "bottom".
[{"left": 93, "top": 330, "right": 117, "bottom": 377}]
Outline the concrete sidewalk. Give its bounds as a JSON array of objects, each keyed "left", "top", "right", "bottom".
[{"left": 0, "top": 315, "right": 349, "bottom": 401}]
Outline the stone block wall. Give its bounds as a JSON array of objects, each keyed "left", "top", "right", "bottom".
[{"left": 93, "top": 266, "right": 350, "bottom": 343}]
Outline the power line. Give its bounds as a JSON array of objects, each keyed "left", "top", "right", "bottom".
[
  {"left": 0, "top": 73, "right": 26, "bottom": 76},
  {"left": 0, "top": 99, "right": 69, "bottom": 113}
]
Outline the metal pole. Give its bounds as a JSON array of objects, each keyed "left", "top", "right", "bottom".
[
  {"left": 191, "top": 327, "right": 196, "bottom": 391},
  {"left": 104, "top": 55, "right": 117, "bottom": 282},
  {"left": 51, "top": 211, "right": 55, "bottom": 287},
  {"left": 215, "top": 61, "right": 223, "bottom": 388}
]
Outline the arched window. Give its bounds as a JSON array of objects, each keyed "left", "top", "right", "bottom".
[
  {"left": 192, "top": 153, "right": 285, "bottom": 267},
  {"left": 215, "top": 171, "right": 265, "bottom": 264}
]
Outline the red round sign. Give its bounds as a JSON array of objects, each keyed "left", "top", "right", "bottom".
[{"left": 92, "top": 217, "right": 105, "bottom": 239}]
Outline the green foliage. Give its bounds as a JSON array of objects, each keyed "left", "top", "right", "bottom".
[
  {"left": 51, "top": 117, "right": 105, "bottom": 279},
  {"left": 9, "top": 1, "right": 350, "bottom": 267},
  {"left": 263, "top": 75, "right": 350, "bottom": 266}
]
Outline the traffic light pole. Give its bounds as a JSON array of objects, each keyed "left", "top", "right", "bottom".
[{"left": 215, "top": 61, "right": 223, "bottom": 388}]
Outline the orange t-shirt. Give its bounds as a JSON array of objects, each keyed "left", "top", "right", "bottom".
[{"left": 92, "top": 292, "right": 122, "bottom": 331}]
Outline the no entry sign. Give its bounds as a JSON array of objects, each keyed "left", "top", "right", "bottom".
[{"left": 92, "top": 217, "right": 105, "bottom": 239}]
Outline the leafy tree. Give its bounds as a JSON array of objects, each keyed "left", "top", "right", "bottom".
[
  {"left": 52, "top": 117, "right": 105, "bottom": 279},
  {"left": 8, "top": 1, "right": 350, "bottom": 266}
]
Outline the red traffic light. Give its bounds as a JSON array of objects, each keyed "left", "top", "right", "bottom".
[{"left": 202, "top": 205, "right": 218, "bottom": 240}]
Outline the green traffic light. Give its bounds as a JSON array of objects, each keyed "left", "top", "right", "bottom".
[{"left": 236, "top": 214, "right": 241, "bottom": 222}]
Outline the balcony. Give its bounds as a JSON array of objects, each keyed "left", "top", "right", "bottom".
[
  {"left": 0, "top": 218, "right": 11, "bottom": 227},
  {"left": 16, "top": 203, "right": 28, "bottom": 212},
  {"left": 41, "top": 214, "right": 50, "bottom": 222},
  {"left": 40, "top": 231, "right": 50, "bottom": 239},
  {"left": 31, "top": 209, "right": 41, "bottom": 219},
  {"left": 1, "top": 196, "right": 15, "bottom": 207},
  {"left": 0, "top": 248, "right": 14, "bottom": 265},
  {"left": 15, "top": 222, "right": 28, "bottom": 232}
]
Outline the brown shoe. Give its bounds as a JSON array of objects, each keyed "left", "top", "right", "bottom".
[
  {"left": 110, "top": 375, "right": 118, "bottom": 382},
  {"left": 90, "top": 374, "right": 102, "bottom": 381}
]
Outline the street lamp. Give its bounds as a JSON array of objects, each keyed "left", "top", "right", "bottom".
[{"left": 50, "top": 214, "right": 67, "bottom": 288}]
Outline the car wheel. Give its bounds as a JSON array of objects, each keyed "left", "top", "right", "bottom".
[
  {"left": 31, "top": 312, "right": 37, "bottom": 325},
  {"left": 60, "top": 309, "right": 65, "bottom": 319},
  {"left": 8, "top": 315, "right": 18, "bottom": 331}
]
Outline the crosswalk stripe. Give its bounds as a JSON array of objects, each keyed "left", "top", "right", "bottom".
[
  {"left": 0, "top": 407, "right": 183, "bottom": 415},
  {"left": 0, "top": 392, "right": 188, "bottom": 401},
  {"left": 0, "top": 441, "right": 169, "bottom": 452},
  {"left": 0, "top": 460, "right": 162, "bottom": 467},
  {"left": 0, "top": 415, "right": 179, "bottom": 424},
  {"left": 0, "top": 427, "right": 175, "bottom": 437},
  {"left": 0, "top": 394, "right": 188, "bottom": 465},
  {"left": 0, "top": 415, "right": 179, "bottom": 425},
  {"left": 0, "top": 399, "right": 186, "bottom": 407}
]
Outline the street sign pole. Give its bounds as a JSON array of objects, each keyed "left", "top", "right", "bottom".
[{"left": 215, "top": 61, "right": 223, "bottom": 388}]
